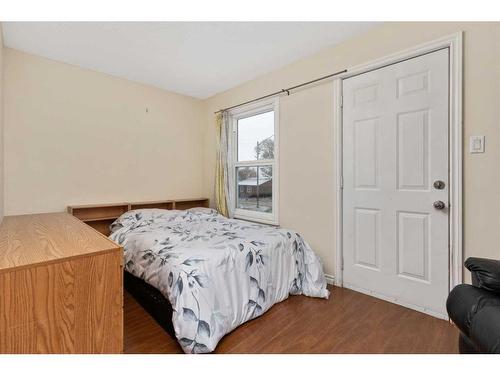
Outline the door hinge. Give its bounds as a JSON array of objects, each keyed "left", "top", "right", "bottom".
[
  {"left": 340, "top": 175, "right": 344, "bottom": 189},
  {"left": 340, "top": 95, "right": 343, "bottom": 108},
  {"left": 341, "top": 257, "right": 344, "bottom": 271}
]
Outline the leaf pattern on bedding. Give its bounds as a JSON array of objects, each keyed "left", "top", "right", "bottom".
[{"left": 109, "top": 207, "right": 329, "bottom": 354}]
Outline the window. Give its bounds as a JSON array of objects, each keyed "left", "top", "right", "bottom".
[{"left": 229, "top": 98, "right": 279, "bottom": 225}]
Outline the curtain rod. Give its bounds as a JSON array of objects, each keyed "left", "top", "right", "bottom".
[{"left": 214, "top": 68, "right": 347, "bottom": 114}]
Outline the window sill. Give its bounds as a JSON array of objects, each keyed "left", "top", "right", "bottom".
[{"left": 233, "top": 212, "right": 278, "bottom": 227}]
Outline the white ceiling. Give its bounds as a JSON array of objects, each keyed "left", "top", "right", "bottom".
[{"left": 2, "top": 22, "right": 379, "bottom": 99}]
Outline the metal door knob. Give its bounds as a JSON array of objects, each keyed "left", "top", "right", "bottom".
[
  {"left": 433, "top": 180, "right": 445, "bottom": 190},
  {"left": 433, "top": 201, "right": 446, "bottom": 210}
]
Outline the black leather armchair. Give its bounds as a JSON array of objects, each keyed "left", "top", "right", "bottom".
[{"left": 446, "top": 257, "right": 500, "bottom": 353}]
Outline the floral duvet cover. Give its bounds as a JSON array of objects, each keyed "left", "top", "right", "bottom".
[{"left": 109, "top": 208, "right": 329, "bottom": 353}]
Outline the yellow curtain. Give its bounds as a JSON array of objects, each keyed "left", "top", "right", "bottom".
[{"left": 215, "top": 113, "right": 229, "bottom": 217}]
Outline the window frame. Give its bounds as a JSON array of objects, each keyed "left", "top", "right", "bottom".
[{"left": 228, "top": 97, "right": 279, "bottom": 225}]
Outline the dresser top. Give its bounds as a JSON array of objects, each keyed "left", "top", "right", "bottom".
[{"left": 0, "top": 212, "right": 121, "bottom": 274}]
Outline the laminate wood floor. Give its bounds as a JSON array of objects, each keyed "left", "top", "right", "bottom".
[{"left": 124, "top": 285, "right": 459, "bottom": 354}]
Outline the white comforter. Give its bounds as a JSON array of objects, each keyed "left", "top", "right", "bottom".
[{"left": 109, "top": 208, "right": 329, "bottom": 353}]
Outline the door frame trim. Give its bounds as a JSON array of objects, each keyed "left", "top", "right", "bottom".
[{"left": 334, "top": 32, "right": 463, "bottom": 294}]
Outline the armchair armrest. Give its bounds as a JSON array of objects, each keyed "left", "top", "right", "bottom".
[{"left": 465, "top": 257, "right": 500, "bottom": 293}]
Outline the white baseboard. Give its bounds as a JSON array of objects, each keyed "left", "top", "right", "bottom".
[
  {"left": 343, "top": 282, "right": 449, "bottom": 320},
  {"left": 325, "top": 273, "right": 335, "bottom": 285}
]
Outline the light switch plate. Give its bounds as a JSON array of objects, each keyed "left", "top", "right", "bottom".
[{"left": 470, "top": 135, "right": 485, "bottom": 154}]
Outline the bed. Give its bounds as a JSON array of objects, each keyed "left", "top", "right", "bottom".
[{"left": 109, "top": 207, "right": 329, "bottom": 353}]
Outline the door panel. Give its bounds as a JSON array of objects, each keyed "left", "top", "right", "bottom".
[
  {"left": 397, "top": 109, "right": 429, "bottom": 190},
  {"left": 354, "top": 208, "right": 380, "bottom": 270},
  {"left": 397, "top": 211, "right": 429, "bottom": 282},
  {"left": 342, "top": 49, "right": 449, "bottom": 318},
  {"left": 353, "top": 118, "right": 379, "bottom": 189}
]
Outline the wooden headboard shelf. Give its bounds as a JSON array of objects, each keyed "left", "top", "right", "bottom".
[
  {"left": 129, "top": 200, "right": 174, "bottom": 211},
  {"left": 68, "top": 198, "right": 209, "bottom": 235},
  {"left": 174, "top": 198, "right": 211, "bottom": 210}
]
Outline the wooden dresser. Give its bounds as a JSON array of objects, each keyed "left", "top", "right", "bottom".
[{"left": 0, "top": 213, "right": 123, "bottom": 353}]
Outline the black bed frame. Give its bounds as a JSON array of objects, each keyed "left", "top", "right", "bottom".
[{"left": 124, "top": 271, "right": 176, "bottom": 338}]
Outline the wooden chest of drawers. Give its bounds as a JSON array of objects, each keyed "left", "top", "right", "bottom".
[{"left": 0, "top": 213, "right": 123, "bottom": 353}]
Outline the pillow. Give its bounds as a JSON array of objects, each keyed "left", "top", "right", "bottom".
[
  {"left": 185, "top": 207, "right": 219, "bottom": 216},
  {"left": 110, "top": 208, "right": 174, "bottom": 232}
]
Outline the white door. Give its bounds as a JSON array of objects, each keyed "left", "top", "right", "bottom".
[{"left": 342, "top": 49, "right": 449, "bottom": 318}]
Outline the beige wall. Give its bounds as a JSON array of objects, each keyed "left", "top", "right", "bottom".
[
  {"left": 3, "top": 22, "right": 499, "bottom": 282},
  {"left": 4, "top": 48, "right": 205, "bottom": 215},
  {"left": 203, "top": 22, "right": 500, "bottom": 281},
  {"left": 0, "top": 25, "right": 4, "bottom": 222}
]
